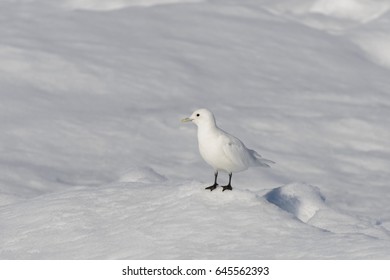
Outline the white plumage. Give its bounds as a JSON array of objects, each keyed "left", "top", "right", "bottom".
[{"left": 182, "top": 108, "right": 274, "bottom": 191}]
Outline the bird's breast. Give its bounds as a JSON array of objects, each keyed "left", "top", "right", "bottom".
[
  {"left": 197, "top": 129, "right": 246, "bottom": 173},
  {"left": 198, "top": 133, "right": 221, "bottom": 161}
]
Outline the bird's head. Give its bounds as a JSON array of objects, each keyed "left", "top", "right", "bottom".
[{"left": 181, "top": 108, "right": 216, "bottom": 127}]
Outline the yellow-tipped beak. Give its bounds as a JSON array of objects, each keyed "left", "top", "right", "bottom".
[{"left": 181, "top": 117, "right": 192, "bottom": 123}]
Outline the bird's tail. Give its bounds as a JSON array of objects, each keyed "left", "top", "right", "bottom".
[{"left": 251, "top": 150, "right": 275, "bottom": 168}]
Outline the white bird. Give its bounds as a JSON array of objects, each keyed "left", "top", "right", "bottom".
[{"left": 182, "top": 108, "right": 274, "bottom": 191}]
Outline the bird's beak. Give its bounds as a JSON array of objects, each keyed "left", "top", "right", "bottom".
[{"left": 181, "top": 117, "right": 192, "bottom": 123}]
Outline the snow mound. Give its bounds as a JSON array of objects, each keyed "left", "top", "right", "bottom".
[
  {"left": 309, "top": 0, "right": 390, "bottom": 23},
  {"left": 263, "top": 0, "right": 390, "bottom": 68},
  {"left": 62, "top": 0, "right": 204, "bottom": 11},
  {"left": 1, "top": 177, "right": 390, "bottom": 259},
  {"left": 118, "top": 167, "right": 167, "bottom": 183},
  {"left": 0, "top": 178, "right": 266, "bottom": 259},
  {"left": 265, "top": 183, "right": 390, "bottom": 239},
  {"left": 267, "top": 0, "right": 390, "bottom": 23},
  {"left": 265, "top": 0, "right": 390, "bottom": 31},
  {"left": 265, "top": 183, "right": 326, "bottom": 223}
]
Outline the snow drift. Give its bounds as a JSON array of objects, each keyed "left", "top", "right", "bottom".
[{"left": 1, "top": 168, "right": 389, "bottom": 259}]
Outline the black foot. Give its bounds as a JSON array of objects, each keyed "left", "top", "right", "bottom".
[
  {"left": 205, "top": 183, "right": 218, "bottom": 191},
  {"left": 222, "top": 184, "right": 233, "bottom": 191}
]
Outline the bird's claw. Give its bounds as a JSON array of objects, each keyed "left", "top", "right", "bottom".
[
  {"left": 205, "top": 184, "right": 218, "bottom": 191},
  {"left": 222, "top": 185, "right": 233, "bottom": 191}
]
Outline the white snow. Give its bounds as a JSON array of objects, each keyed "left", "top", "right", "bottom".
[
  {"left": 1, "top": 0, "right": 390, "bottom": 259},
  {"left": 62, "top": 0, "right": 205, "bottom": 11},
  {"left": 266, "top": 0, "right": 390, "bottom": 24}
]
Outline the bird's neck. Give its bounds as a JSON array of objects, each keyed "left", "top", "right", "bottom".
[{"left": 197, "top": 122, "right": 219, "bottom": 139}]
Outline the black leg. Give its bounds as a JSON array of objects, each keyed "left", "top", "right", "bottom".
[
  {"left": 205, "top": 171, "right": 218, "bottom": 191},
  {"left": 222, "top": 173, "right": 233, "bottom": 191}
]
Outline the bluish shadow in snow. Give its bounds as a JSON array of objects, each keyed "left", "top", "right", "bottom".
[
  {"left": 264, "top": 183, "right": 390, "bottom": 240},
  {"left": 264, "top": 187, "right": 301, "bottom": 218}
]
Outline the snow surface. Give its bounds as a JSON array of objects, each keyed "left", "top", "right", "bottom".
[{"left": 1, "top": 0, "right": 390, "bottom": 259}]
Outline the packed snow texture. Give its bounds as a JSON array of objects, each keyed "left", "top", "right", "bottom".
[{"left": 1, "top": 0, "right": 390, "bottom": 259}]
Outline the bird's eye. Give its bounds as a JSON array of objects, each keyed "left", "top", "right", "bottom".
[{"left": 196, "top": 114, "right": 200, "bottom": 117}]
